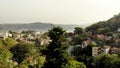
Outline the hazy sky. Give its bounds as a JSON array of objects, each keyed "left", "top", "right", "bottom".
[{"left": 0, "top": 0, "right": 120, "bottom": 26}]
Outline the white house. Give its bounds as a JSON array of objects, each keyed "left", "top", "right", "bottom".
[
  {"left": 92, "top": 47, "right": 99, "bottom": 56},
  {"left": 102, "top": 45, "right": 110, "bottom": 54},
  {"left": 117, "top": 28, "right": 120, "bottom": 32},
  {"left": 0, "top": 31, "right": 9, "bottom": 40},
  {"left": 92, "top": 45, "right": 111, "bottom": 56}
]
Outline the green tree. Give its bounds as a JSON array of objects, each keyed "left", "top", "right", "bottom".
[
  {"left": 3, "top": 38, "right": 18, "bottom": 49},
  {"left": 10, "top": 43, "right": 35, "bottom": 64},
  {"left": 0, "top": 47, "right": 15, "bottom": 68},
  {"left": 0, "top": 47, "right": 13, "bottom": 61},
  {"left": 72, "top": 44, "right": 96, "bottom": 68},
  {"left": 43, "top": 26, "right": 70, "bottom": 68},
  {"left": 21, "top": 30, "right": 34, "bottom": 34},
  {"left": 94, "top": 54, "right": 120, "bottom": 68},
  {"left": 35, "top": 56, "right": 45, "bottom": 68},
  {"left": 0, "top": 38, "right": 4, "bottom": 48},
  {"left": 0, "top": 61, "right": 16, "bottom": 68},
  {"left": 96, "top": 27, "right": 110, "bottom": 34},
  {"left": 34, "top": 38, "right": 41, "bottom": 47},
  {"left": 74, "top": 27, "right": 83, "bottom": 35},
  {"left": 72, "top": 35, "right": 83, "bottom": 45},
  {"left": 18, "top": 55, "right": 45, "bottom": 68},
  {"left": 93, "top": 38, "right": 105, "bottom": 46},
  {"left": 64, "top": 60, "right": 86, "bottom": 68}
]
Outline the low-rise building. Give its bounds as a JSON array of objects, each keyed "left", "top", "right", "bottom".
[
  {"left": 92, "top": 47, "right": 99, "bottom": 56},
  {"left": 92, "top": 45, "right": 111, "bottom": 57},
  {"left": 102, "top": 45, "right": 110, "bottom": 54},
  {"left": 110, "top": 47, "right": 120, "bottom": 54},
  {"left": 81, "top": 39, "right": 96, "bottom": 48},
  {"left": 13, "top": 33, "right": 22, "bottom": 40},
  {"left": 0, "top": 31, "right": 9, "bottom": 40}
]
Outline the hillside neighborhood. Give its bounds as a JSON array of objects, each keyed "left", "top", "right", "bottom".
[{"left": 0, "top": 13, "right": 120, "bottom": 68}]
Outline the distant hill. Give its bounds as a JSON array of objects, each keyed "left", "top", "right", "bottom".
[
  {"left": 86, "top": 13, "right": 120, "bottom": 33},
  {"left": 0, "top": 22, "right": 81, "bottom": 32}
]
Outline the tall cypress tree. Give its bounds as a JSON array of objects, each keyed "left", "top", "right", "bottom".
[{"left": 43, "top": 26, "right": 70, "bottom": 68}]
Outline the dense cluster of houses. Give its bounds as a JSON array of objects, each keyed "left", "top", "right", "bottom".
[
  {"left": 0, "top": 28, "right": 119, "bottom": 57},
  {"left": 67, "top": 28, "right": 120, "bottom": 56},
  {"left": 0, "top": 30, "right": 50, "bottom": 46}
]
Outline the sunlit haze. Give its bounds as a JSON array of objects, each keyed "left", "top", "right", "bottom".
[{"left": 0, "top": 0, "right": 120, "bottom": 26}]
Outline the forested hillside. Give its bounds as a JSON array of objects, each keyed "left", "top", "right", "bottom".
[{"left": 86, "top": 13, "right": 120, "bottom": 34}]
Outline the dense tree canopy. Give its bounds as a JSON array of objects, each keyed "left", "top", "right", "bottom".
[
  {"left": 72, "top": 44, "right": 96, "bottom": 68},
  {"left": 43, "top": 26, "right": 70, "bottom": 68},
  {"left": 10, "top": 43, "right": 35, "bottom": 64},
  {"left": 64, "top": 60, "right": 86, "bottom": 68},
  {"left": 4, "top": 38, "right": 18, "bottom": 49},
  {"left": 74, "top": 27, "right": 84, "bottom": 35},
  {"left": 71, "top": 35, "right": 83, "bottom": 45},
  {"left": 86, "top": 13, "right": 120, "bottom": 33},
  {"left": 94, "top": 54, "right": 120, "bottom": 68}
]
